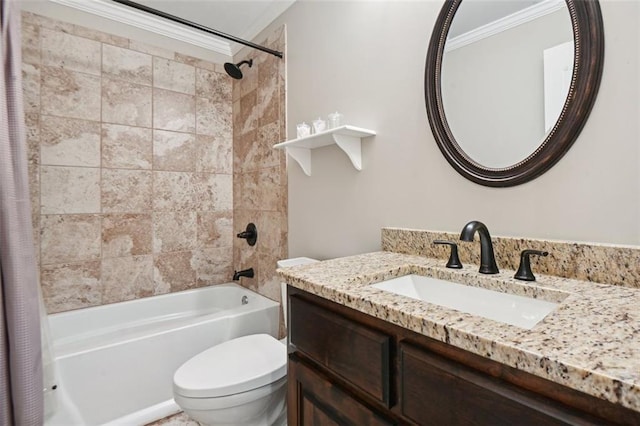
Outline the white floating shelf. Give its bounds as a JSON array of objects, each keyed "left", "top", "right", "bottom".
[{"left": 273, "top": 125, "right": 376, "bottom": 176}]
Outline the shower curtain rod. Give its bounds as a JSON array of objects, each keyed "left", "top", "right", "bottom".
[{"left": 112, "top": 0, "right": 284, "bottom": 58}]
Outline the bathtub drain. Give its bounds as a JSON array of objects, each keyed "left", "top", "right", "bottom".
[{"left": 241, "top": 295, "right": 249, "bottom": 305}]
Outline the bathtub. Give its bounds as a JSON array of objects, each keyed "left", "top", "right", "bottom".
[{"left": 44, "top": 283, "right": 280, "bottom": 426}]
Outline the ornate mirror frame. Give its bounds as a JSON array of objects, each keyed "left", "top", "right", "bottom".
[{"left": 425, "top": 0, "right": 604, "bottom": 187}]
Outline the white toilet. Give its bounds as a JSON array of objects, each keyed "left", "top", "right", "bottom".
[{"left": 172, "top": 257, "right": 319, "bottom": 426}]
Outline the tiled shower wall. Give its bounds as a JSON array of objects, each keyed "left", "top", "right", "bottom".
[
  {"left": 232, "top": 26, "right": 288, "bottom": 310},
  {"left": 22, "top": 12, "right": 235, "bottom": 314}
]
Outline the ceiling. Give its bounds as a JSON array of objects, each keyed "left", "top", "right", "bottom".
[
  {"left": 47, "top": 0, "right": 553, "bottom": 58},
  {"left": 134, "top": 0, "right": 283, "bottom": 36},
  {"left": 132, "top": 0, "right": 295, "bottom": 50},
  {"left": 47, "top": 0, "right": 295, "bottom": 58}
]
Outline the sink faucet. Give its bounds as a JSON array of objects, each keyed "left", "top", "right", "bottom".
[{"left": 459, "top": 221, "right": 499, "bottom": 274}]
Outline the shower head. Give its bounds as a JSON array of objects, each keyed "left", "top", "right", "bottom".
[{"left": 224, "top": 59, "right": 253, "bottom": 80}]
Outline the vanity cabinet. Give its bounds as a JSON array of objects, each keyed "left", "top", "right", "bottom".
[{"left": 287, "top": 287, "right": 640, "bottom": 426}]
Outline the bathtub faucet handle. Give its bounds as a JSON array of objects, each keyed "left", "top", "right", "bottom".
[
  {"left": 236, "top": 223, "right": 257, "bottom": 246},
  {"left": 233, "top": 268, "right": 254, "bottom": 281}
]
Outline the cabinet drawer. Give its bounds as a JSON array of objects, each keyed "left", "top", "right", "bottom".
[
  {"left": 289, "top": 295, "right": 391, "bottom": 405},
  {"left": 400, "top": 343, "right": 604, "bottom": 426}
]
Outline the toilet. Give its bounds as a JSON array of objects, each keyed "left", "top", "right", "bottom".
[{"left": 172, "top": 257, "right": 319, "bottom": 426}]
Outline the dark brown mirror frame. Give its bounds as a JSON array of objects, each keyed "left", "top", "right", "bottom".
[{"left": 425, "top": 0, "right": 604, "bottom": 187}]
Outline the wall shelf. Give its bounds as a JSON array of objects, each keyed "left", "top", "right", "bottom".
[{"left": 273, "top": 125, "right": 376, "bottom": 176}]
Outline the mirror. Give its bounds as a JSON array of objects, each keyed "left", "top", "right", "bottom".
[{"left": 425, "top": 0, "right": 604, "bottom": 187}]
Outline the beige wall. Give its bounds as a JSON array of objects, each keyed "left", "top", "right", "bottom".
[
  {"left": 23, "top": 12, "right": 235, "bottom": 313},
  {"left": 258, "top": 0, "right": 639, "bottom": 259},
  {"left": 20, "top": 0, "right": 639, "bottom": 312}
]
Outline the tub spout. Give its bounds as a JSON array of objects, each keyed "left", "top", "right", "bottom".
[{"left": 233, "top": 268, "right": 254, "bottom": 281}]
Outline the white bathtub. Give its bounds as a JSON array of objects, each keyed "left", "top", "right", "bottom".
[{"left": 44, "top": 283, "right": 280, "bottom": 426}]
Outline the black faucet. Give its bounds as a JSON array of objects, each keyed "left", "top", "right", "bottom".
[
  {"left": 236, "top": 223, "right": 257, "bottom": 246},
  {"left": 233, "top": 268, "right": 254, "bottom": 281},
  {"left": 459, "top": 221, "right": 499, "bottom": 274},
  {"left": 514, "top": 250, "right": 548, "bottom": 281}
]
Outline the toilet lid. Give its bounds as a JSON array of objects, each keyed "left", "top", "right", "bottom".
[{"left": 173, "top": 334, "right": 286, "bottom": 398}]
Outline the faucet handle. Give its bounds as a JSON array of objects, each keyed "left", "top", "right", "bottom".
[
  {"left": 433, "top": 240, "right": 463, "bottom": 269},
  {"left": 236, "top": 223, "right": 257, "bottom": 246},
  {"left": 514, "top": 250, "right": 549, "bottom": 281}
]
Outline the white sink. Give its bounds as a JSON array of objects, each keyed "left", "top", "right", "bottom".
[{"left": 370, "top": 275, "right": 558, "bottom": 329}]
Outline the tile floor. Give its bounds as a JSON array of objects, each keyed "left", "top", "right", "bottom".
[{"left": 146, "top": 412, "right": 200, "bottom": 426}]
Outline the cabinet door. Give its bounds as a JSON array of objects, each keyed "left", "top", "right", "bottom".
[
  {"left": 288, "top": 356, "right": 394, "bottom": 426},
  {"left": 289, "top": 295, "right": 391, "bottom": 405},
  {"left": 400, "top": 343, "right": 605, "bottom": 426}
]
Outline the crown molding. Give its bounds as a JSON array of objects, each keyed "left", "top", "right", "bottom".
[
  {"left": 48, "top": 0, "right": 233, "bottom": 57},
  {"left": 445, "top": 0, "right": 566, "bottom": 52},
  {"left": 232, "top": 0, "right": 295, "bottom": 55}
]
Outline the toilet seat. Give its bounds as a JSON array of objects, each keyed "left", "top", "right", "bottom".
[{"left": 173, "top": 334, "right": 286, "bottom": 399}]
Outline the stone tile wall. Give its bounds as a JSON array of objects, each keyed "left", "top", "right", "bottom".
[
  {"left": 22, "top": 12, "right": 234, "bottom": 313},
  {"left": 232, "top": 27, "right": 288, "bottom": 317}
]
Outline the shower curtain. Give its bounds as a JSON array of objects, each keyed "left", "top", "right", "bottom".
[{"left": 0, "top": 0, "right": 45, "bottom": 424}]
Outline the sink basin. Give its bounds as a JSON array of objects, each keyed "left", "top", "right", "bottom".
[{"left": 370, "top": 275, "right": 558, "bottom": 329}]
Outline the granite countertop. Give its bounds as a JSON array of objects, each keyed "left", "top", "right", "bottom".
[{"left": 278, "top": 251, "right": 640, "bottom": 413}]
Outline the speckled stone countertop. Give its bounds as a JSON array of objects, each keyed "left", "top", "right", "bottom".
[{"left": 278, "top": 251, "right": 640, "bottom": 413}]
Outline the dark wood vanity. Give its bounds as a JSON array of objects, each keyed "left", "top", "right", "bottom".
[{"left": 286, "top": 287, "right": 640, "bottom": 426}]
